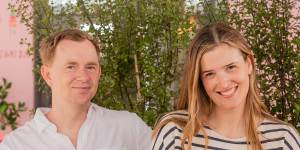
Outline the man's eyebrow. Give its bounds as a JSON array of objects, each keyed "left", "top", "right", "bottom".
[
  {"left": 65, "top": 61, "right": 78, "bottom": 65},
  {"left": 85, "top": 62, "right": 99, "bottom": 66}
]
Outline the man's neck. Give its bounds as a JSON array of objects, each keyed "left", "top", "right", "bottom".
[{"left": 46, "top": 101, "right": 90, "bottom": 147}]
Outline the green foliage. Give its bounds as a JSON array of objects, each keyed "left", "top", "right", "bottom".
[
  {"left": 10, "top": 0, "right": 300, "bottom": 130},
  {"left": 79, "top": 0, "right": 192, "bottom": 126},
  {"left": 0, "top": 79, "right": 26, "bottom": 130},
  {"left": 10, "top": 0, "right": 194, "bottom": 126}
]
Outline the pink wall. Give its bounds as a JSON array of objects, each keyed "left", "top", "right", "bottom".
[{"left": 0, "top": 0, "right": 34, "bottom": 135}]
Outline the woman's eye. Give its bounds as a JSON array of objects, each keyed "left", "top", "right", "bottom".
[{"left": 204, "top": 72, "right": 215, "bottom": 78}]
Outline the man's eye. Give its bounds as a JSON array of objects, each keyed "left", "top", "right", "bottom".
[
  {"left": 87, "top": 66, "right": 96, "bottom": 71},
  {"left": 67, "top": 66, "right": 75, "bottom": 69},
  {"left": 227, "top": 65, "right": 237, "bottom": 71},
  {"left": 88, "top": 66, "right": 95, "bottom": 69}
]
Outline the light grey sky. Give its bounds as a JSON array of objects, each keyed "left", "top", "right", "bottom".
[
  {"left": 50, "top": 0, "right": 199, "bottom": 6},
  {"left": 49, "top": 0, "right": 77, "bottom": 6}
]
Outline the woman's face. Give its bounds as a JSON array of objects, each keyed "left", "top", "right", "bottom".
[{"left": 200, "top": 44, "right": 252, "bottom": 111}]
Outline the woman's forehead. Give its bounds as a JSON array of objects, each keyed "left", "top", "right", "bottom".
[{"left": 200, "top": 45, "right": 244, "bottom": 71}]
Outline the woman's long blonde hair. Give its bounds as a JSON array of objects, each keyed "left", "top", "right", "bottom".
[{"left": 152, "top": 23, "right": 279, "bottom": 150}]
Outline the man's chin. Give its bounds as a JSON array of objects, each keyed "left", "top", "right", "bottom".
[{"left": 70, "top": 96, "right": 92, "bottom": 105}]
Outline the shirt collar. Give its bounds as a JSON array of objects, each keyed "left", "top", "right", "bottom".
[
  {"left": 34, "top": 107, "right": 55, "bottom": 134},
  {"left": 34, "top": 103, "right": 97, "bottom": 134},
  {"left": 87, "top": 103, "right": 97, "bottom": 118}
]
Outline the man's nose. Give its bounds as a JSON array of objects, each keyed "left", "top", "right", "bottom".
[{"left": 76, "top": 69, "right": 90, "bottom": 82}]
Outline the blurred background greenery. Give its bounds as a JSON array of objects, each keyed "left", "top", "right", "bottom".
[{"left": 4, "top": 0, "right": 299, "bottom": 131}]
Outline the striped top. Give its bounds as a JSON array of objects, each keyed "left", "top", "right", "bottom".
[{"left": 152, "top": 111, "right": 300, "bottom": 150}]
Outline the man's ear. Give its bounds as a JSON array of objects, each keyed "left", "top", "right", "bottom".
[
  {"left": 246, "top": 56, "right": 253, "bottom": 75},
  {"left": 99, "top": 66, "right": 102, "bottom": 78},
  {"left": 40, "top": 65, "right": 52, "bottom": 87}
]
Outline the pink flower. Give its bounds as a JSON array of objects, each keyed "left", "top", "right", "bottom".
[{"left": 0, "top": 132, "right": 4, "bottom": 142}]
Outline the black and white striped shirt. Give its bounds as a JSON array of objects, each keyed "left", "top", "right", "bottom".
[{"left": 152, "top": 111, "right": 300, "bottom": 150}]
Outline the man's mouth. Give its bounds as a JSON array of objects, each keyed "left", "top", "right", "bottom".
[{"left": 72, "top": 86, "right": 91, "bottom": 89}]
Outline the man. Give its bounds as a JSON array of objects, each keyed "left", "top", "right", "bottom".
[{"left": 0, "top": 29, "right": 152, "bottom": 150}]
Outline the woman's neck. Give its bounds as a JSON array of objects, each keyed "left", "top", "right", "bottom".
[{"left": 206, "top": 106, "right": 246, "bottom": 139}]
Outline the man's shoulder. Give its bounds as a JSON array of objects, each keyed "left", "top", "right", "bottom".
[
  {"left": 7, "top": 120, "right": 36, "bottom": 135},
  {"left": 91, "top": 103, "right": 151, "bottom": 134},
  {"left": 2, "top": 119, "right": 37, "bottom": 146},
  {"left": 92, "top": 103, "right": 141, "bottom": 122}
]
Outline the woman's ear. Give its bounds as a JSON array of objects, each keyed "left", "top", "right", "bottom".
[
  {"left": 246, "top": 56, "right": 253, "bottom": 75},
  {"left": 40, "top": 65, "right": 52, "bottom": 87}
]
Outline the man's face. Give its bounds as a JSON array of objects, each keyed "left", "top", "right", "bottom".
[{"left": 41, "top": 39, "right": 100, "bottom": 105}]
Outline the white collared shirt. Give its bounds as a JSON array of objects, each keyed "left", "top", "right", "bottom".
[{"left": 0, "top": 103, "right": 152, "bottom": 150}]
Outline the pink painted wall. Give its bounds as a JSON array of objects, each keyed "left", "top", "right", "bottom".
[{"left": 0, "top": 0, "right": 34, "bottom": 136}]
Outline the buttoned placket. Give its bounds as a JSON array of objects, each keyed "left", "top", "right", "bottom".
[
  {"left": 75, "top": 110, "right": 92, "bottom": 150},
  {"left": 76, "top": 104, "right": 96, "bottom": 150},
  {"left": 43, "top": 121, "right": 74, "bottom": 150},
  {"left": 37, "top": 105, "right": 95, "bottom": 150}
]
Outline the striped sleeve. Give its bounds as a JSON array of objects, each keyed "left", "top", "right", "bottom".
[
  {"left": 151, "top": 122, "right": 179, "bottom": 150},
  {"left": 282, "top": 126, "right": 300, "bottom": 150}
]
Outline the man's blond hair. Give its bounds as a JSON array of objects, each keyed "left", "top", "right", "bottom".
[{"left": 40, "top": 29, "right": 101, "bottom": 65}]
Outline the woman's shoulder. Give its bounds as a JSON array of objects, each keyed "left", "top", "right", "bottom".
[
  {"left": 259, "top": 118, "right": 297, "bottom": 133},
  {"left": 158, "top": 110, "right": 188, "bottom": 122},
  {"left": 152, "top": 112, "right": 186, "bottom": 149},
  {"left": 259, "top": 118, "right": 300, "bottom": 148},
  {"left": 151, "top": 119, "right": 183, "bottom": 150},
  {"left": 153, "top": 110, "right": 188, "bottom": 138},
  {"left": 260, "top": 118, "right": 297, "bottom": 131}
]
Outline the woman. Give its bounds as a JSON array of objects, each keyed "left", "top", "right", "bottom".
[{"left": 151, "top": 23, "right": 300, "bottom": 150}]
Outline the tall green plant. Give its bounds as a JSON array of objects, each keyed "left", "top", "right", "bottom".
[
  {"left": 10, "top": 0, "right": 193, "bottom": 126},
  {"left": 74, "top": 0, "right": 193, "bottom": 125},
  {"left": 12, "top": 0, "right": 300, "bottom": 129}
]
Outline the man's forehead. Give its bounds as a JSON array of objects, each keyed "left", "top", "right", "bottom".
[
  {"left": 51, "top": 45, "right": 99, "bottom": 64},
  {"left": 56, "top": 39, "right": 89, "bottom": 48},
  {"left": 64, "top": 60, "right": 99, "bottom": 65}
]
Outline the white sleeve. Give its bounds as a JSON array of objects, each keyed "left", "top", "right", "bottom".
[
  {"left": 283, "top": 126, "right": 300, "bottom": 150},
  {"left": 133, "top": 114, "right": 152, "bottom": 150},
  {"left": 151, "top": 122, "right": 178, "bottom": 150},
  {"left": 0, "top": 142, "right": 12, "bottom": 150}
]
